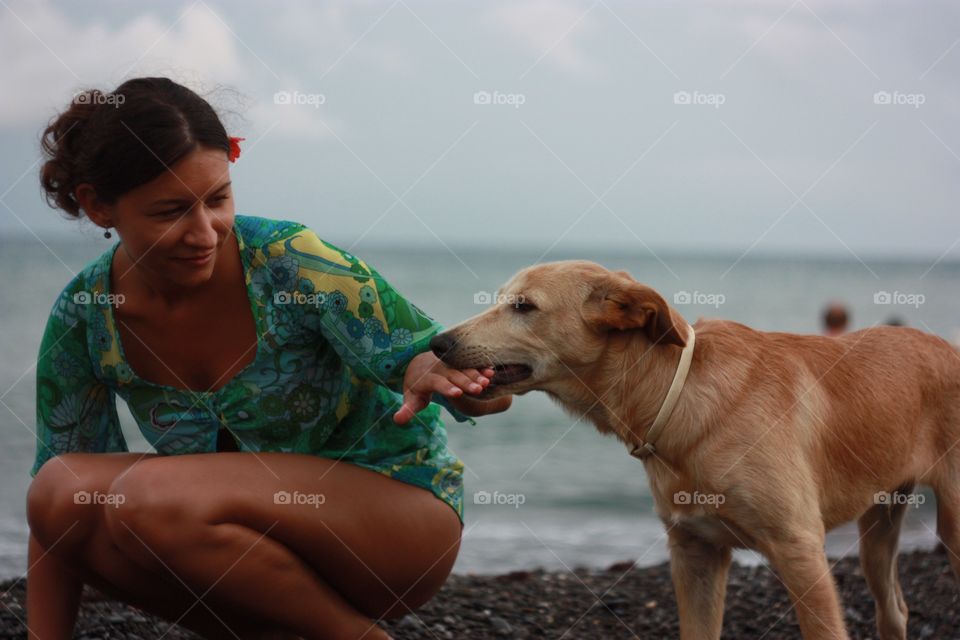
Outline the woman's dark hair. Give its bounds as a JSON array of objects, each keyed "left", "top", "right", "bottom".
[{"left": 40, "top": 77, "right": 231, "bottom": 218}]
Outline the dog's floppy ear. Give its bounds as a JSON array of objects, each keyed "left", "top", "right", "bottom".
[{"left": 582, "top": 272, "right": 687, "bottom": 347}]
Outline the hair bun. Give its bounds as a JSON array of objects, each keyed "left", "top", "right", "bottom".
[{"left": 39, "top": 88, "right": 107, "bottom": 218}]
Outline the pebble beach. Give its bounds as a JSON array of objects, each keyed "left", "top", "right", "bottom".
[{"left": 1, "top": 548, "right": 957, "bottom": 639}]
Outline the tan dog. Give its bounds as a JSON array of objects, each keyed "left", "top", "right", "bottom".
[{"left": 429, "top": 260, "right": 960, "bottom": 640}]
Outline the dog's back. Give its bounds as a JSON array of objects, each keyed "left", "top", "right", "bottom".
[{"left": 685, "top": 321, "right": 960, "bottom": 529}]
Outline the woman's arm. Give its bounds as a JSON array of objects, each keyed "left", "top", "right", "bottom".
[
  {"left": 31, "top": 284, "right": 129, "bottom": 477},
  {"left": 27, "top": 531, "right": 83, "bottom": 640},
  {"left": 288, "top": 228, "right": 506, "bottom": 423}
]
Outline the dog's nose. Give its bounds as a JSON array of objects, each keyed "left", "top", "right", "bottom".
[{"left": 430, "top": 332, "right": 456, "bottom": 360}]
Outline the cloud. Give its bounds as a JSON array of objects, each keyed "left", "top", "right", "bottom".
[
  {"left": 0, "top": 1, "right": 244, "bottom": 127},
  {"left": 265, "top": 0, "right": 414, "bottom": 78},
  {"left": 245, "top": 81, "right": 340, "bottom": 141},
  {"left": 0, "top": 0, "right": 355, "bottom": 140},
  {"left": 486, "top": 0, "right": 599, "bottom": 75}
]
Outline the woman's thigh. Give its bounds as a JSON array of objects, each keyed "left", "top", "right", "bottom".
[{"left": 106, "top": 452, "right": 463, "bottom": 618}]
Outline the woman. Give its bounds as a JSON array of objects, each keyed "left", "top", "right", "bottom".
[{"left": 26, "top": 76, "right": 511, "bottom": 639}]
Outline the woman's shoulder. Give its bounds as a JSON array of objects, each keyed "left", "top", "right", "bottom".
[
  {"left": 45, "top": 244, "right": 116, "bottom": 327},
  {"left": 238, "top": 214, "right": 364, "bottom": 274},
  {"left": 234, "top": 213, "right": 309, "bottom": 250}
]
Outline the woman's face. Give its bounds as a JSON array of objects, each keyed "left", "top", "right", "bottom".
[{"left": 101, "top": 146, "right": 236, "bottom": 291}]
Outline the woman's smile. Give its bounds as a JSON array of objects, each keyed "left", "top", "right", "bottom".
[{"left": 171, "top": 249, "right": 215, "bottom": 267}]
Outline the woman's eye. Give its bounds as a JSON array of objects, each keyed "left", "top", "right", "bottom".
[
  {"left": 154, "top": 208, "right": 185, "bottom": 217},
  {"left": 153, "top": 195, "right": 228, "bottom": 217}
]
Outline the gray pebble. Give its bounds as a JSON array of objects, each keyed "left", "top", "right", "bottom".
[
  {"left": 490, "top": 615, "right": 513, "bottom": 635},
  {"left": 397, "top": 614, "right": 427, "bottom": 631}
]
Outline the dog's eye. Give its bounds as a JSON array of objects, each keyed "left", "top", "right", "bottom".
[{"left": 512, "top": 301, "right": 536, "bottom": 313}]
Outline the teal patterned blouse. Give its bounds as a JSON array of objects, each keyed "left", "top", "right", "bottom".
[{"left": 31, "top": 214, "right": 476, "bottom": 523}]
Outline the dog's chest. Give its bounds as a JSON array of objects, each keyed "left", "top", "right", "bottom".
[
  {"left": 665, "top": 510, "right": 747, "bottom": 548},
  {"left": 648, "top": 470, "right": 754, "bottom": 549}
]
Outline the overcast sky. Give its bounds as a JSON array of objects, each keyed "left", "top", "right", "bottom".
[{"left": 2, "top": 0, "right": 959, "bottom": 261}]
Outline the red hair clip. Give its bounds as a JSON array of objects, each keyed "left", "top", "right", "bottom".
[{"left": 228, "top": 136, "right": 245, "bottom": 163}]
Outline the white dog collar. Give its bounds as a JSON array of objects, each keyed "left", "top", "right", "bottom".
[{"left": 629, "top": 324, "right": 696, "bottom": 460}]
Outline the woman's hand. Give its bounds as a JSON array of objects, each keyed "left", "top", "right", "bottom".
[{"left": 393, "top": 352, "right": 513, "bottom": 424}]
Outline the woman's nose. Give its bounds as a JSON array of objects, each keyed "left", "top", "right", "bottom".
[{"left": 183, "top": 207, "right": 219, "bottom": 246}]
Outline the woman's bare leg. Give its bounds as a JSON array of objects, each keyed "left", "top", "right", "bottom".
[
  {"left": 103, "top": 452, "right": 462, "bottom": 640},
  {"left": 25, "top": 531, "right": 83, "bottom": 640},
  {"left": 26, "top": 453, "right": 288, "bottom": 639}
]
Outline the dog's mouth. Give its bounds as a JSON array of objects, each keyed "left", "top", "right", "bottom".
[{"left": 487, "top": 363, "right": 533, "bottom": 385}]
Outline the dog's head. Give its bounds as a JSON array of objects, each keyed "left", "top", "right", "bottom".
[{"left": 430, "top": 260, "right": 688, "bottom": 398}]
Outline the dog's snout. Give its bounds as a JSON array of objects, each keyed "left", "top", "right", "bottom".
[{"left": 430, "top": 332, "right": 457, "bottom": 360}]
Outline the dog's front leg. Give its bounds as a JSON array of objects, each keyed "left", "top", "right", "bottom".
[
  {"left": 668, "top": 528, "right": 731, "bottom": 639},
  {"left": 764, "top": 534, "right": 850, "bottom": 640}
]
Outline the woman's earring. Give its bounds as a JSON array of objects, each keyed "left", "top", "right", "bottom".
[{"left": 104, "top": 228, "right": 112, "bottom": 239}]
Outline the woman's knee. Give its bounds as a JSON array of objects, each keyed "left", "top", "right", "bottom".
[
  {"left": 355, "top": 507, "right": 461, "bottom": 619},
  {"left": 26, "top": 453, "right": 105, "bottom": 550},
  {"left": 391, "top": 531, "right": 460, "bottom": 616}
]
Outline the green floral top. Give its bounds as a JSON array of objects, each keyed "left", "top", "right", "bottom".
[{"left": 31, "top": 214, "right": 476, "bottom": 523}]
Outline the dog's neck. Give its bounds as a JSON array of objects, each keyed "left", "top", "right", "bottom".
[{"left": 545, "top": 322, "right": 697, "bottom": 459}]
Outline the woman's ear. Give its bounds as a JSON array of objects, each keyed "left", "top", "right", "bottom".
[
  {"left": 581, "top": 272, "right": 688, "bottom": 347},
  {"left": 73, "top": 183, "right": 113, "bottom": 229}
]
